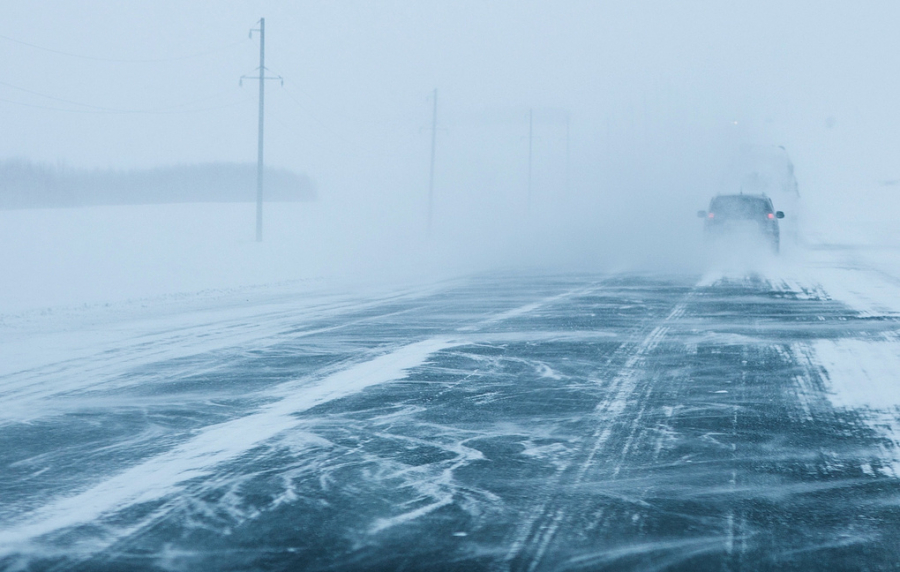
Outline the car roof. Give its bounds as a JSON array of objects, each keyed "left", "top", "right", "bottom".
[
  {"left": 714, "top": 193, "right": 769, "bottom": 200},
  {"left": 711, "top": 194, "right": 773, "bottom": 204}
]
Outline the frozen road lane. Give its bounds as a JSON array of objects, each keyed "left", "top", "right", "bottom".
[{"left": 2, "top": 272, "right": 900, "bottom": 571}]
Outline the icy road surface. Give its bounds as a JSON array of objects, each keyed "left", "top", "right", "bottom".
[{"left": 3, "top": 251, "right": 900, "bottom": 571}]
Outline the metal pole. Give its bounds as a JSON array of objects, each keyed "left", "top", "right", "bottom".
[
  {"left": 427, "top": 88, "right": 437, "bottom": 234},
  {"left": 565, "top": 112, "right": 570, "bottom": 197},
  {"left": 527, "top": 108, "right": 533, "bottom": 213},
  {"left": 255, "top": 18, "right": 265, "bottom": 242}
]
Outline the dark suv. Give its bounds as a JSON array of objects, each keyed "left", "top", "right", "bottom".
[{"left": 698, "top": 194, "right": 784, "bottom": 253}]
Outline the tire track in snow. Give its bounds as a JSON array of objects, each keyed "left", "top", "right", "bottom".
[
  {"left": 501, "top": 287, "right": 695, "bottom": 572},
  {"left": 356, "top": 285, "right": 608, "bottom": 537}
]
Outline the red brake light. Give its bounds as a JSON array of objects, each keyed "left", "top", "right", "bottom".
[
  {"left": 767, "top": 213, "right": 774, "bottom": 219},
  {"left": 708, "top": 212, "right": 715, "bottom": 219}
]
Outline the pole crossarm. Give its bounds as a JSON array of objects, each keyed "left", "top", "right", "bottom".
[{"left": 239, "top": 73, "right": 283, "bottom": 87}]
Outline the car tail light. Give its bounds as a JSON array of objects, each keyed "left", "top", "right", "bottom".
[
  {"left": 767, "top": 213, "right": 775, "bottom": 219},
  {"left": 708, "top": 212, "right": 715, "bottom": 219}
]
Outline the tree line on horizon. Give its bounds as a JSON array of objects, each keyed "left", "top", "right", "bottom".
[{"left": 0, "top": 159, "right": 316, "bottom": 209}]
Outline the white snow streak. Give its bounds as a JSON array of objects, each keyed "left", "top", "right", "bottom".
[
  {"left": 813, "top": 338, "right": 900, "bottom": 410},
  {"left": 811, "top": 338, "right": 900, "bottom": 474},
  {"left": 459, "top": 286, "right": 596, "bottom": 332},
  {"left": 0, "top": 337, "right": 459, "bottom": 556}
]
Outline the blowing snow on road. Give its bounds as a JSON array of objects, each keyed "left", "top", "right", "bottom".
[{"left": 2, "top": 244, "right": 900, "bottom": 571}]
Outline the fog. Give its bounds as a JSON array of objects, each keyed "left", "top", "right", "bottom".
[{"left": 4, "top": 1, "right": 900, "bottom": 309}]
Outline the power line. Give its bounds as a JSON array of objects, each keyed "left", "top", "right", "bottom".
[
  {"left": 259, "top": 51, "right": 375, "bottom": 147},
  {"left": 0, "top": 33, "right": 249, "bottom": 63},
  {"left": 263, "top": 89, "right": 365, "bottom": 169},
  {"left": 0, "top": 95, "right": 251, "bottom": 115},
  {"left": 278, "top": 83, "right": 359, "bottom": 148},
  {"left": 0, "top": 80, "right": 251, "bottom": 115},
  {"left": 272, "top": 70, "right": 429, "bottom": 156},
  {"left": 0, "top": 78, "right": 112, "bottom": 110}
]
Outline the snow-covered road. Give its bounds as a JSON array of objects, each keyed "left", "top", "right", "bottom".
[{"left": 2, "top": 247, "right": 900, "bottom": 571}]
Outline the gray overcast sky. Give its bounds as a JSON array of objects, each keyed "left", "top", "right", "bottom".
[{"left": 2, "top": 1, "right": 899, "bottom": 223}]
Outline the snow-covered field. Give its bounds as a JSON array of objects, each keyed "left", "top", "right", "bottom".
[{"left": 0, "top": 202, "right": 447, "bottom": 314}]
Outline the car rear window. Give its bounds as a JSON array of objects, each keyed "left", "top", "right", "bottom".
[{"left": 710, "top": 196, "right": 770, "bottom": 219}]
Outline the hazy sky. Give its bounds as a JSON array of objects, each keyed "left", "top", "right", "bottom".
[{"left": 3, "top": 1, "right": 900, "bottom": 243}]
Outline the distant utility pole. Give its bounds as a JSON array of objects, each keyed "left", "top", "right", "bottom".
[
  {"left": 565, "top": 112, "right": 570, "bottom": 196},
  {"left": 527, "top": 108, "right": 533, "bottom": 213},
  {"left": 427, "top": 88, "right": 438, "bottom": 234},
  {"left": 241, "top": 18, "right": 282, "bottom": 242}
]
